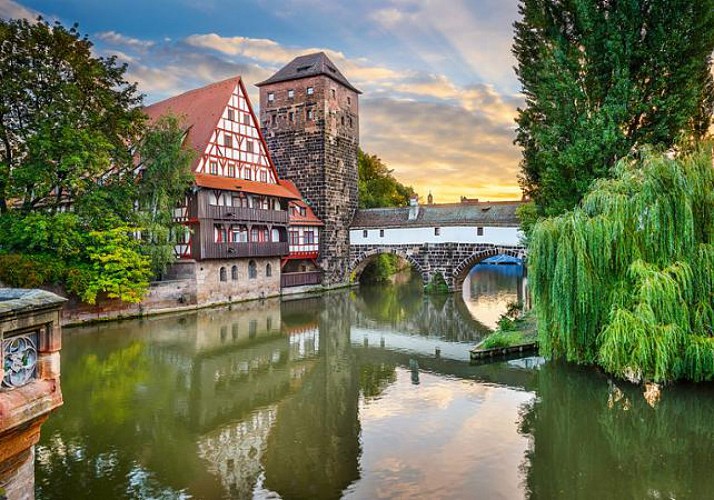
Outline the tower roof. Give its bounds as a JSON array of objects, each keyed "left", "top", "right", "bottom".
[{"left": 256, "top": 52, "right": 361, "bottom": 94}]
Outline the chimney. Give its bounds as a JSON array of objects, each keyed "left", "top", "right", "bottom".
[{"left": 408, "top": 195, "right": 419, "bottom": 220}]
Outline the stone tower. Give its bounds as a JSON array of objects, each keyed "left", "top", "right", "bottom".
[{"left": 257, "top": 52, "right": 360, "bottom": 286}]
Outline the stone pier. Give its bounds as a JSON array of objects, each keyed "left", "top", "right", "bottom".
[{"left": 0, "top": 289, "right": 66, "bottom": 500}]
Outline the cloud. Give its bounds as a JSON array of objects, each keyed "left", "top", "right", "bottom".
[
  {"left": 92, "top": 27, "right": 523, "bottom": 200},
  {"left": 0, "top": 0, "right": 41, "bottom": 21},
  {"left": 97, "top": 31, "right": 155, "bottom": 50},
  {"left": 360, "top": 95, "right": 522, "bottom": 201}
]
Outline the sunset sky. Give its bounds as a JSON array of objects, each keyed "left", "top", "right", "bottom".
[{"left": 1, "top": 0, "right": 525, "bottom": 202}]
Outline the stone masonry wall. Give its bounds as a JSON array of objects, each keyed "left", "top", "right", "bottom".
[
  {"left": 349, "top": 242, "right": 526, "bottom": 290},
  {"left": 260, "top": 75, "right": 359, "bottom": 286},
  {"left": 194, "top": 257, "right": 281, "bottom": 305}
]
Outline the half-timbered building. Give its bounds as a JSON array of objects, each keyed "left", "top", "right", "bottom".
[{"left": 145, "top": 76, "right": 312, "bottom": 304}]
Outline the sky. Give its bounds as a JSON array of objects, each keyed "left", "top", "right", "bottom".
[{"left": 0, "top": 0, "right": 525, "bottom": 202}]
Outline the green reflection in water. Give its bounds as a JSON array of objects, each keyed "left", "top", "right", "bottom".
[
  {"left": 30, "top": 267, "right": 714, "bottom": 500},
  {"left": 520, "top": 362, "right": 714, "bottom": 499}
]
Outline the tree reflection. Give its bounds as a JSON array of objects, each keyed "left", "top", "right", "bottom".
[{"left": 520, "top": 362, "right": 714, "bottom": 499}]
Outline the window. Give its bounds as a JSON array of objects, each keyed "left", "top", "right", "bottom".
[
  {"left": 288, "top": 89, "right": 295, "bottom": 99},
  {"left": 231, "top": 265, "right": 238, "bottom": 280},
  {"left": 227, "top": 109, "right": 234, "bottom": 121},
  {"left": 380, "top": 229, "right": 384, "bottom": 238},
  {"left": 289, "top": 230, "right": 299, "bottom": 245},
  {"left": 289, "top": 111, "right": 294, "bottom": 122},
  {"left": 477, "top": 227, "right": 484, "bottom": 236},
  {"left": 266, "top": 263, "right": 272, "bottom": 277},
  {"left": 299, "top": 206, "right": 306, "bottom": 217},
  {"left": 243, "top": 168, "right": 251, "bottom": 180},
  {"left": 330, "top": 89, "right": 336, "bottom": 99},
  {"left": 349, "top": 117, "right": 353, "bottom": 128},
  {"left": 248, "top": 260, "right": 257, "bottom": 279},
  {"left": 271, "top": 113, "right": 277, "bottom": 126},
  {"left": 307, "top": 86, "right": 314, "bottom": 95},
  {"left": 246, "top": 141, "right": 254, "bottom": 153},
  {"left": 435, "top": 227, "right": 441, "bottom": 236},
  {"left": 347, "top": 96, "right": 351, "bottom": 105},
  {"left": 227, "top": 163, "right": 235, "bottom": 177},
  {"left": 307, "top": 108, "right": 314, "bottom": 120},
  {"left": 267, "top": 92, "right": 274, "bottom": 102},
  {"left": 219, "top": 267, "right": 227, "bottom": 282},
  {"left": 363, "top": 230, "right": 368, "bottom": 238},
  {"left": 304, "top": 230, "right": 315, "bottom": 244},
  {"left": 209, "top": 161, "right": 218, "bottom": 175},
  {"left": 215, "top": 224, "right": 227, "bottom": 243},
  {"left": 260, "top": 170, "right": 267, "bottom": 182},
  {"left": 341, "top": 116, "right": 345, "bottom": 126},
  {"left": 223, "top": 134, "right": 232, "bottom": 148},
  {"left": 243, "top": 113, "right": 250, "bottom": 125}
]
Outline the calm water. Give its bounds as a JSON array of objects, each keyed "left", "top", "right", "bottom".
[{"left": 34, "top": 265, "right": 714, "bottom": 499}]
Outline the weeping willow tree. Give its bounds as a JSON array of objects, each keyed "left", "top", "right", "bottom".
[{"left": 530, "top": 146, "right": 714, "bottom": 382}]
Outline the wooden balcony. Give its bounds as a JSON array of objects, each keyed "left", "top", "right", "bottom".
[
  {"left": 206, "top": 205, "right": 289, "bottom": 225},
  {"left": 203, "top": 241, "right": 290, "bottom": 259},
  {"left": 281, "top": 271, "right": 323, "bottom": 288}
]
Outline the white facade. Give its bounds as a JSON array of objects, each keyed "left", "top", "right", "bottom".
[{"left": 350, "top": 225, "right": 522, "bottom": 246}]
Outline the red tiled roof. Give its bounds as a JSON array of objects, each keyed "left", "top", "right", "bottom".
[
  {"left": 144, "top": 76, "right": 240, "bottom": 172},
  {"left": 194, "top": 173, "right": 301, "bottom": 200},
  {"left": 281, "top": 180, "right": 324, "bottom": 226}
]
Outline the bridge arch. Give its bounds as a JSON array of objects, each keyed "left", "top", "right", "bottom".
[
  {"left": 350, "top": 248, "right": 428, "bottom": 284},
  {"left": 452, "top": 246, "right": 526, "bottom": 291}
]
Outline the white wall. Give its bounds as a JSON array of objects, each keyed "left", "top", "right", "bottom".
[{"left": 349, "top": 225, "right": 522, "bottom": 246}]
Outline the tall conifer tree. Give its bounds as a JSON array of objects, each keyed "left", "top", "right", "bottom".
[{"left": 513, "top": 0, "right": 714, "bottom": 216}]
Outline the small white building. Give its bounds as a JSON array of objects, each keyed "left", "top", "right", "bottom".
[{"left": 349, "top": 199, "right": 523, "bottom": 247}]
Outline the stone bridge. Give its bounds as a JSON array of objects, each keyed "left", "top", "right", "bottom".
[
  {"left": 349, "top": 243, "right": 526, "bottom": 291},
  {"left": 348, "top": 200, "right": 527, "bottom": 291}
]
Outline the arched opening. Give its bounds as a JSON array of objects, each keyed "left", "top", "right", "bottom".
[
  {"left": 219, "top": 266, "right": 227, "bottom": 282},
  {"left": 266, "top": 263, "right": 272, "bottom": 277},
  {"left": 231, "top": 265, "right": 238, "bottom": 280},
  {"left": 455, "top": 250, "right": 527, "bottom": 329},
  {"left": 248, "top": 260, "right": 257, "bottom": 279},
  {"left": 351, "top": 250, "right": 425, "bottom": 286}
]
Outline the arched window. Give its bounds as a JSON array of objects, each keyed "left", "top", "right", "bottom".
[
  {"left": 266, "top": 263, "right": 272, "bottom": 277},
  {"left": 248, "top": 260, "right": 257, "bottom": 279},
  {"left": 219, "top": 267, "right": 227, "bottom": 282},
  {"left": 231, "top": 265, "right": 238, "bottom": 280}
]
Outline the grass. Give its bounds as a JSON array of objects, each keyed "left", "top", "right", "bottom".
[{"left": 477, "top": 309, "right": 538, "bottom": 350}]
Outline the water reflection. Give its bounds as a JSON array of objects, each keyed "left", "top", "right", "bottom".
[
  {"left": 462, "top": 263, "right": 526, "bottom": 328},
  {"left": 29, "top": 266, "right": 714, "bottom": 499}
]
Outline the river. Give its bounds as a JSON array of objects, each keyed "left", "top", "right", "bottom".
[{"left": 33, "top": 264, "right": 714, "bottom": 499}]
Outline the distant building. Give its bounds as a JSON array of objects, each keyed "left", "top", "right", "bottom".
[
  {"left": 144, "top": 76, "right": 316, "bottom": 304},
  {"left": 257, "top": 52, "right": 361, "bottom": 287}
]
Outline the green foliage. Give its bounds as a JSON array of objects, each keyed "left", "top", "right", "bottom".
[
  {"left": 0, "top": 17, "right": 194, "bottom": 303},
  {"left": 360, "top": 253, "right": 401, "bottom": 283},
  {"left": 424, "top": 272, "right": 449, "bottom": 294},
  {"left": 530, "top": 147, "right": 714, "bottom": 382},
  {"left": 481, "top": 330, "right": 525, "bottom": 349},
  {"left": 513, "top": 0, "right": 714, "bottom": 216},
  {"left": 358, "top": 149, "right": 417, "bottom": 208},
  {"left": 0, "top": 17, "right": 144, "bottom": 214},
  {"left": 82, "top": 227, "right": 152, "bottom": 304},
  {"left": 135, "top": 114, "right": 195, "bottom": 275}
]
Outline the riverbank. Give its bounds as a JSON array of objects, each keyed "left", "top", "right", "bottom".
[{"left": 471, "top": 310, "right": 537, "bottom": 360}]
